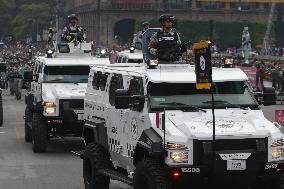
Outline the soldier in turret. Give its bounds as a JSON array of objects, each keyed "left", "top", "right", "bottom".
[
  {"left": 61, "top": 14, "right": 84, "bottom": 43},
  {"left": 148, "top": 15, "right": 186, "bottom": 62}
]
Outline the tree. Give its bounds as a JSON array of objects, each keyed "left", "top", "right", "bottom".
[
  {"left": 0, "top": 0, "right": 16, "bottom": 38},
  {"left": 12, "top": 3, "right": 53, "bottom": 38}
]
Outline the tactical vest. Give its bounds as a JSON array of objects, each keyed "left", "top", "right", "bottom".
[
  {"left": 157, "top": 31, "right": 179, "bottom": 61},
  {"left": 67, "top": 26, "right": 79, "bottom": 38}
]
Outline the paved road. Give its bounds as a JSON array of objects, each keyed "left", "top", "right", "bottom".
[
  {"left": 0, "top": 89, "right": 283, "bottom": 189},
  {"left": 0, "top": 91, "right": 130, "bottom": 189}
]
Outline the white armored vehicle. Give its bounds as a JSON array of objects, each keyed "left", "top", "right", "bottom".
[
  {"left": 115, "top": 47, "right": 143, "bottom": 64},
  {"left": 23, "top": 42, "right": 109, "bottom": 153},
  {"left": 79, "top": 61, "right": 284, "bottom": 189}
]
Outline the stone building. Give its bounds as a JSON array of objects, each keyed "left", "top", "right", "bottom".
[{"left": 63, "top": 0, "right": 283, "bottom": 44}]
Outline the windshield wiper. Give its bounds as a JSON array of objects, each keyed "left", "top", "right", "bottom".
[
  {"left": 202, "top": 100, "right": 249, "bottom": 110},
  {"left": 159, "top": 102, "right": 207, "bottom": 112}
]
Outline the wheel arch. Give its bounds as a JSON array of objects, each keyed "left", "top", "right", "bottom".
[{"left": 133, "top": 128, "right": 164, "bottom": 166}]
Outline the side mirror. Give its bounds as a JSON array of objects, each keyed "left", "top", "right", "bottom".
[
  {"left": 23, "top": 71, "right": 37, "bottom": 82},
  {"left": 262, "top": 87, "right": 276, "bottom": 106},
  {"left": 114, "top": 89, "right": 130, "bottom": 109}
]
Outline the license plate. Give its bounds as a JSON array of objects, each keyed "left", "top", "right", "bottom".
[{"left": 227, "top": 160, "right": 246, "bottom": 170}]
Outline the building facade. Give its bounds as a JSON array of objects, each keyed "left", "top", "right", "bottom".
[{"left": 63, "top": 0, "right": 283, "bottom": 44}]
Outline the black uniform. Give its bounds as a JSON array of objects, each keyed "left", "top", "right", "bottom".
[{"left": 148, "top": 29, "right": 182, "bottom": 62}]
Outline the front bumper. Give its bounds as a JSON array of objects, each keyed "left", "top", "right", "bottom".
[
  {"left": 44, "top": 109, "right": 84, "bottom": 136},
  {"left": 166, "top": 138, "right": 284, "bottom": 188},
  {"left": 168, "top": 160, "right": 284, "bottom": 188}
]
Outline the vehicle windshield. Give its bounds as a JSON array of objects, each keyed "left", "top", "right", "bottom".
[
  {"left": 43, "top": 66, "right": 90, "bottom": 83},
  {"left": 148, "top": 81, "right": 258, "bottom": 111},
  {"left": 128, "top": 59, "right": 143, "bottom": 63}
]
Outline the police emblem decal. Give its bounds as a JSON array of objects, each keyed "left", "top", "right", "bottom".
[{"left": 200, "top": 56, "right": 206, "bottom": 71}]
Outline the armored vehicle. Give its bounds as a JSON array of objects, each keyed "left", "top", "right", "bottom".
[
  {"left": 114, "top": 47, "right": 143, "bottom": 64},
  {"left": 23, "top": 42, "right": 108, "bottom": 153},
  {"left": 79, "top": 62, "right": 284, "bottom": 189}
]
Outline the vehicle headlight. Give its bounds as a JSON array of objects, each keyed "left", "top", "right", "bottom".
[
  {"left": 45, "top": 107, "right": 56, "bottom": 114},
  {"left": 167, "top": 143, "right": 188, "bottom": 150},
  {"left": 43, "top": 102, "right": 56, "bottom": 107},
  {"left": 170, "top": 151, "right": 188, "bottom": 163},
  {"left": 43, "top": 101, "right": 56, "bottom": 114},
  {"left": 271, "top": 139, "right": 284, "bottom": 159}
]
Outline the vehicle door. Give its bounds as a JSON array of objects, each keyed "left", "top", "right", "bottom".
[
  {"left": 106, "top": 74, "right": 125, "bottom": 158},
  {"left": 122, "top": 77, "right": 145, "bottom": 160},
  {"left": 33, "top": 61, "right": 43, "bottom": 104}
]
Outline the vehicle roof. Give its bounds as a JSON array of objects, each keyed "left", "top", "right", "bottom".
[
  {"left": 37, "top": 56, "right": 110, "bottom": 66},
  {"left": 117, "top": 50, "right": 143, "bottom": 60},
  {"left": 91, "top": 64, "right": 248, "bottom": 83}
]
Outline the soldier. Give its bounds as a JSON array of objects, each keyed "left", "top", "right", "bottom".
[
  {"left": 242, "top": 27, "right": 251, "bottom": 64},
  {"left": 148, "top": 15, "right": 186, "bottom": 62},
  {"left": 61, "top": 14, "right": 84, "bottom": 43},
  {"left": 142, "top": 21, "right": 150, "bottom": 34}
]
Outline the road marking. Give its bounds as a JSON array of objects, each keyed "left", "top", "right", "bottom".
[{"left": 0, "top": 132, "right": 5, "bottom": 134}]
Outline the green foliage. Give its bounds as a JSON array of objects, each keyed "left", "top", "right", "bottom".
[
  {"left": 0, "top": 0, "right": 57, "bottom": 39},
  {"left": 0, "top": 0, "right": 16, "bottom": 37},
  {"left": 12, "top": 3, "right": 52, "bottom": 38}
]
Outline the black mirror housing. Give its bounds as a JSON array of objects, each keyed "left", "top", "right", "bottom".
[{"left": 262, "top": 87, "right": 276, "bottom": 106}]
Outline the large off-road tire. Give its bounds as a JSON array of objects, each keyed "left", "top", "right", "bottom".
[
  {"left": 32, "top": 113, "right": 48, "bottom": 153},
  {"left": 83, "top": 143, "right": 113, "bottom": 189},
  {"left": 24, "top": 107, "right": 32, "bottom": 142},
  {"left": 133, "top": 159, "right": 172, "bottom": 189},
  {"left": 0, "top": 94, "right": 3, "bottom": 127}
]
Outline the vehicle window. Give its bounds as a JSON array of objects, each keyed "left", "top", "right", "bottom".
[
  {"left": 128, "top": 77, "right": 144, "bottom": 111},
  {"left": 43, "top": 66, "right": 90, "bottom": 83},
  {"left": 128, "top": 77, "right": 144, "bottom": 96},
  {"left": 121, "top": 56, "right": 127, "bottom": 63},
  {"left": 100, "top": 73, "right": 109, "bottom": 91},
  {"left": 92, "top": 71, "right": 101, "bottom": 90},
  {"left": 127, "top": 59, "right": 143, "bottom": 64},
  {"left": 109, "top": 74, "right": 124, "bottom": 106},
  {"left": 148, "top": 81, "right": 258, "bottom": 111},
  {"left": 117, "top": 56, "right": 122, "bottom": 63}
]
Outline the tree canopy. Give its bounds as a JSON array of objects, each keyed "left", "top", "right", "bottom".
[
  {"left": 0, "top": 0, "right": 16, "bottom": 37},
  {"left": 0, "top": 0, "right": 59, "bottom": 39}
]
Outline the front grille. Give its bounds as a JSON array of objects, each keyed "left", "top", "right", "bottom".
[
  {"left": 59, "top": 99, "right": 84, "bottom": 115},
  {"left": 193, "top": 138, "right": 268, "bottom": 165}
]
